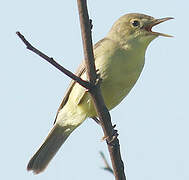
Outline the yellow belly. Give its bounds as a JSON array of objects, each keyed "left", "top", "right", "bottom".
[
  {"left": 64, "top": 37, "right": 147, "bottom": 119},
  {"left": 75, "top": 48, "right": 145, "bottom": 117}
]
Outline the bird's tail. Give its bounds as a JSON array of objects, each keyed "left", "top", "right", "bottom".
[
  {"left": 27, "top": 123, "right": 74, "bottom": 174},
  {"left": 27, "top": 99, "right": 88, "bottom": 174}
]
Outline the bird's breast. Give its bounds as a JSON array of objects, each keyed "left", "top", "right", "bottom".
[{"left": 98, "top": 48, "right": 145, "bottom": 110}]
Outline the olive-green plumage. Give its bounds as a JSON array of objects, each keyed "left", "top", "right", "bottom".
[{"left": 27, "top": 13, "right": 173, "bottom": 174}]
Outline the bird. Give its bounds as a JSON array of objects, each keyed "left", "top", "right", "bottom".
[{"left": 27, "top": 13, "right": 173, "bottom": 174}]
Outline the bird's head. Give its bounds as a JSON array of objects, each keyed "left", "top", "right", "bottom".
[{"left": 108, "top": 13, "right": 173, "bottom": 48}]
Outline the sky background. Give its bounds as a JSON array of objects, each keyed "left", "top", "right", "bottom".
[{"left": 1, "top": 0, "right": 188, "bottom": 180}]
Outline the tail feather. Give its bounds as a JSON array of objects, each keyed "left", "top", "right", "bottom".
[{"left": 27, "top": 124, "right": 73, "bottom": 174}]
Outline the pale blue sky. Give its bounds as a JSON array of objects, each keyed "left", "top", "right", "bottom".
[{"left": 1, "top": 0, "right": 188, "bottom": 180}]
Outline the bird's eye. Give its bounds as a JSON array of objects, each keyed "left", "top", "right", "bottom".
[{"left": 131, "top": 20, "right": 140, "bottom": 27}]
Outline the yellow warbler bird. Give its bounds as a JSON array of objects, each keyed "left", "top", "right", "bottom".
[{"left": 27, "top": 13, "right": 173, "bottom": 174}]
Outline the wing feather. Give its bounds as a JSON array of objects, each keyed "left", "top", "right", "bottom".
[{"left": 54, "top": 38, "right": 108, "bottom": 124}]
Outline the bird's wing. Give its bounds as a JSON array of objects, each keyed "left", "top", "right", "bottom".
[{"left": 54, "top": 38, "right": 108, "bottom": 124}]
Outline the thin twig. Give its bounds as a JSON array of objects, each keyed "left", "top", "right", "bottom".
[
  {"left": 100, "top": 151, "right": 114, "bottom": 174},
  {"left": 16, "top": 31, "right": 92, "bottom": 90}
]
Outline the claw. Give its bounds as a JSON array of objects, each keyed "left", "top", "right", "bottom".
[
  {"left": 101, "top": 135, "right": 108, "bottom": 141},
  {"left": 101, "top": 125, "right": 119, "bottom": 146},
  {"left": 95, "top": 72, "right": 102, "bottom": 86}
]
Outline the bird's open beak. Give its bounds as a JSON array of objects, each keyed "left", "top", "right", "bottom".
[{"left": 145, "top": 17, "right": 174, "bottom": 37}]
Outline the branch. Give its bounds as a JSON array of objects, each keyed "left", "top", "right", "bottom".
[
  {"left": 77, "top": 1, "right": 126, "bottom": 180},
  {"left": 16, "top": 31, "right": 92, "bottom": 90},
  {"left": 100, "top": 151, "right": 114, "bottom": 174}
]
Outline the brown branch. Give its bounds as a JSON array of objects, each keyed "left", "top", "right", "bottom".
[
  {"left": 16, "top": 31, "right": 92, "bottom": 90},
  {"left": 77, "top": 1, "right": 126, "bottom": 180},
  {"left": 100, "top": 151, "right": 114, "bottom": 174}
]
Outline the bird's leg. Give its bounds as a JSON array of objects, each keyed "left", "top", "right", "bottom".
[{"left": 92, "top": 117, "right": 101, "bottom": 126}]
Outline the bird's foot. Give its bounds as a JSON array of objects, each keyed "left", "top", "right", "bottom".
[
  {"left": 101, "top": 124, "right": 119, "bottom": 146},
  {"left": 95, "top": 69, "right": 102, "bottom": 86},
  {"left": 85, "top": 69, "right": 102, "bottom": 93}
]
